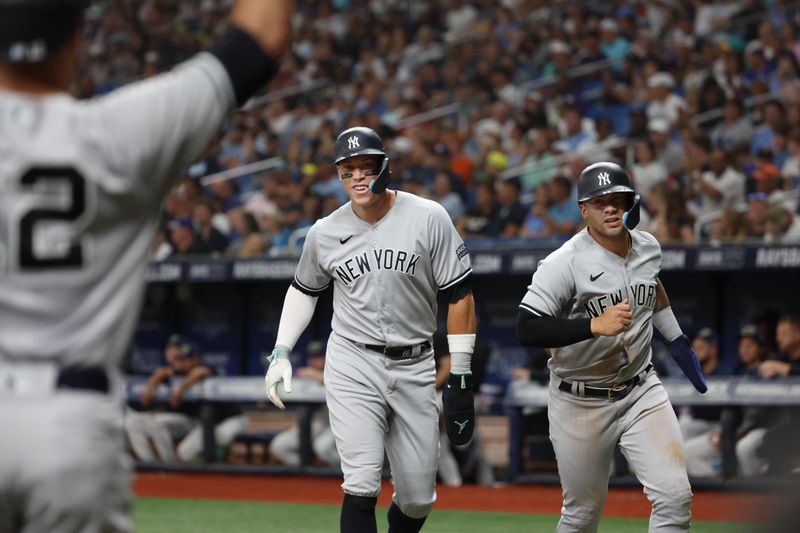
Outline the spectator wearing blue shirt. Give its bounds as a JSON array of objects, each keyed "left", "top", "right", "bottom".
[
  {"left": 519, "top": 183, "right": 551, "bottom": 240},
  {"left": 750, "top": 100, "right": 785, "bottom": 156},
  {"left": 599, "top": 18, "right": 629, "bottom": 71},
  {"left": 542, "top": 176, "right": 582, "bottom": 238},
  {"left": 552, "top": 105, "right": 595, "bottom": 155},
  {"left": 270, "top": 203, "right": 312, "bottom": 256}
]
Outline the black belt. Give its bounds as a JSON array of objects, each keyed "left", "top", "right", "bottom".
[
  {"left": 347, "top": 338, "right": 432, "bottom": 359},
  {"left": 558, "top": 363, "right": 653, "bottom": 401},
  {"left": 56, "top": 366, "right": 110, "bottom": 394}
]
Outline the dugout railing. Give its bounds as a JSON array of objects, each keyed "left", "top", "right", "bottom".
[{"left": 125, "top": 374, "right": 800, "bottom": 483}]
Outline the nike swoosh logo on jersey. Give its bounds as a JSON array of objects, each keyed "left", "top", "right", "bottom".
[
  {"left": 590, "top": 272, "right": 605, "bottom": 282},
  {"left": 339, "top": 235, "right": 353, "bottom": 244}
]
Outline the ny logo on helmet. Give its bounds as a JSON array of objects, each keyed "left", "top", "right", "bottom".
[
  {"left": 348, "top": 136, "right": 360, "bottom": 149},
  {"left": 597, "top": 171, "right": 611, "bottom": 186}
]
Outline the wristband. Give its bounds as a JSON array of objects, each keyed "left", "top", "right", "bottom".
[{"left": 448, "top": 334, "right": 475, "bottom": 375}]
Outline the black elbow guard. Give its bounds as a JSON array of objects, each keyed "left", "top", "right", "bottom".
[{"left": 210, "top": 26, "right": 279, "bottom": 106}]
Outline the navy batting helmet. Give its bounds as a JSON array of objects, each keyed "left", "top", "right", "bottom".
[
  {"left": 577, "top": 161, "right": 641, "bottom": 229},
  {"left": 0, "top": 0, "right": 87, "bottom": 63},
  {"left": 334, "top": 126, "right": 391, "bottom": 194}
]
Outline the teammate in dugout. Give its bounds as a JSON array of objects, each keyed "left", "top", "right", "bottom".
[
  {"left": 516, "top": 162, "right": 708, "bottom": 532},
  {"left": 0, "top": 1, "right": 291, "bottom": 531},
  {"left": 264, "top": 126, "right": 477, "bottom": 533}
]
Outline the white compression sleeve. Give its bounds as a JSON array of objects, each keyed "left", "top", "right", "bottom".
[
  {"left": 652, "top": 306, "right": 683, "bottom": 342},
  {"left": 274, "top": 285, "right": 318, "bottom": 351}
]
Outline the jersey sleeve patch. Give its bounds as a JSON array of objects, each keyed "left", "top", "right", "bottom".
[{"left": 456, "top": 242, "right": 468, "bottom": 260}]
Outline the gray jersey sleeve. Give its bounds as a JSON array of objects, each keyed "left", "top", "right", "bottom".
[
  {"left": 89, "top": 53, "right": 235, "bottom": 205},
  {"left": 520, "top": 250, "right": 575, "bottom": 318},
  {"left": 429, "top": 202, "right": 472, "bottom": 289},
  {"left": 293, "top": 222, "right": 332, "bottom": 294}
]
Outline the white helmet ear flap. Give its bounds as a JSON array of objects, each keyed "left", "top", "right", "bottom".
[{"left": 623, "top": 194, "right": 641, "bottom": 230}]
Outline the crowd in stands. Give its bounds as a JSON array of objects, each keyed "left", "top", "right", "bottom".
[{"left": 73, "top": 1, "right": 800, "bottom": 258}]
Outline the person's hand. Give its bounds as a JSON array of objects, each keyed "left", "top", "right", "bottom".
[
  {"left": 758, "top": 360, "right": 791, "bottom": 379},
  {"left": 169, "top": 390, "right": 183, "bottom": 409},
  {"left": 709, "top": 431, "right": 721, "bottom": 450},
  {"left": 590, "top": 299, "right": 632, "bottom": 336},
  {"left": 265, "top": 347, "right": 293, "bottom": 409},
  {"left": 140, "top": 389, "right": 154, "bottom": 409},
  {"left": 511, "top": 367, "right": 532, "bottom": 381}
]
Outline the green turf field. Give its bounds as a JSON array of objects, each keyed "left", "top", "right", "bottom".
[{"left": 135, "top": 498, "right": 757, "bottom": 532}]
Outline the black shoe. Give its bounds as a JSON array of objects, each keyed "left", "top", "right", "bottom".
[{"left": 442, "top": 373, "right": 474, "bottom": 445}]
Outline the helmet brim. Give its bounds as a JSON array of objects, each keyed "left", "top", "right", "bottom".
[
  {"left": 578, "top": 185, "right": 635, "bottom": 203},
  {"left": 334, "top": 149, "right": 386, "bottom": 164}
]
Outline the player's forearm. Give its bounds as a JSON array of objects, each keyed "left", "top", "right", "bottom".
[
  {"left": 145, "top": 368, "right": 171, "bottom": 389},
  {"left": 230, "top": 0, "right": 293, "bottom": 59},
  {"left": 447, "top": 292, "right": 475, "bottom": 335},
  {"left": 179, "top": 366, "right": 212, "bottom": 390},
  {"left": 446, "top": 293, "right": 476, "bottom": 374},
  {"left": 516, "top": 309, "right": 593, "bottom": 348},
  {"left": 274, "top": 284, "right": 319, "bottom": 351}
]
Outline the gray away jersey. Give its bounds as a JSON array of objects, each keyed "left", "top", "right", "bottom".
[
  {"left": 0, "top": 53, "right": 235, "bottom": 368},
  {"left": 293, "top": 191, "right": 472, "bottom": 346},
  {"left": 520, "top": 228, "right": 662, "bottom": 385}
]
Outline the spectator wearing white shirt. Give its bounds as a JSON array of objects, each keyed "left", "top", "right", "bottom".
[
  {"left": 752, "top": 163, "right": 793, "bottom": 209},
  {"left": 646, "top": 72, "right": 688, "bottom": 130},
  {"left": 781, "top": 129, "right": 800, "bottom": 188},
  {"left": 648, "top": 118, "right": 684, "bottom": 176},
  {"left": 397, "top": 25, "right": 443, "bottom": 82},
  {"left": 688, "top": 148, "right": 746, "bottom": 218},
  {"left": 764, "top": 204, "right": 800, "bottom": 244},
  {"left": 630, "top": 138, "right": 668, "bottom": 200}
]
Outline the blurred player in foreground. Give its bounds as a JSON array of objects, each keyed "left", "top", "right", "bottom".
[{"left": 0, "top": 1, "right": 291, "bottom": 530}]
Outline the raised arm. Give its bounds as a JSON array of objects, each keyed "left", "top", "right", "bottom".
[{"left": 229, "top": 0, "right": 293, "bottom": 59}]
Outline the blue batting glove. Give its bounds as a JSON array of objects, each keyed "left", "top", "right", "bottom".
[{"left": 667, "top": 335, "right": 708, "bottom": 393}]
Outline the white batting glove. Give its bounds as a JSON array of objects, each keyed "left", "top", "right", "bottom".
[{"left": 265, "top": 347, "right": 293, "bottom": 409}]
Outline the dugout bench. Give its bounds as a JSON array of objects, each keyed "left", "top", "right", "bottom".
[
  {"left": 125, "top": 376, "right": 326, "bottom": 466},
  {"left": 504, "top": 376, "right": 800, "bottom": 481}
]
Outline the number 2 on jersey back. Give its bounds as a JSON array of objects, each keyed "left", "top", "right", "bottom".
[{"left": 17, "top": 166, "right": 89, "bottom": 270}]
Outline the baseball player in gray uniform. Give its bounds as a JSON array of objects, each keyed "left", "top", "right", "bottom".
[
  {"left": 516, "top": 162, "right": 708, "bottom": 532},
  {"left": 265, "top": 126, "right": 476, "bottom": 533},
  {"left": 0, "top": 1, "right": 290, "bottom": 531}
]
